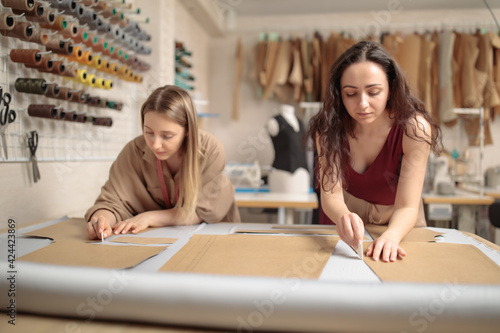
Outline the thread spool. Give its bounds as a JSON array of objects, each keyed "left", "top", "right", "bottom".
[
  {"left": 82, "top": 30, "right": 95, "bottom": 47},
  {"left": 27, "top": 104, "right": 58, "bottom": 119},
  {"left": 56, "top": 0, "right": 77, "bottom": 14},
  {"left": 15, "top": 78, "right": 47, "bottom": 95},
  {"left": 45, "top": 83, "right": 60, "bottom": 98},
  {"left": 61, "top": 20, "right": 78, "bottom": 38},
  {"left": 67, "top": 45, "right": 84, "bottom": 62},
  {"left": 85, "top": 73, "right": 96, "bottom": 86},
  {"left": 1, "top": 0, "right": 35, "bottom": 11},
  {"left": 61, "top": 65, "right": 77, "bottom": 78},
  {"left": 55, "top": 86, "right": 72, "bottom": 100},
  {"left": 1, "top": 21, "right": 33, "bottom": 41},
  {"left": 29, "top": 29, "right": 48, "bottom": 45},
  {"left": 78, "top": 8, "right": 97, "bottom": 26},
  {"left": 9, "top": 49, "right": 42, "bottom": 66},
  {"left": 0, "top": 12, "right": 15, "bottom": 30},
  {"left": 69, "top": 90, "right": 86, "bottom": 103},
  {"left": 92, "top": 36, "right": 106, "bottom": 53},
  {"left": 72, "top": 25, "right": 87, "bottom": 44},
  {"left": 40, "top": 15, "right": 65, "bottom": 31},
  {"left": 93, "top": 0, "right": 106, "bottom": 11},
  {"left": 63, "top": 110, "right": 76, "bottom": 121},
  {"left": 99, "top": 98, "right": 107, "bottom": 108},
  {"left": 90, "top": 55, "right": 102, "bottom": 69},
  {"left": 74, "top": 113, "right": 87, "bottom": 122},
  {"left": 75, "top": 69, "right": 87, "bottom": 83},
  {"left": 86, "top": 95, "right": 100, "bottom": 106},
  {"left": 12, "top": 1, "right": 43, "bottom": 19},
  {"left": 45, "top": 38, "right": 73, "bottom": 55},
  {"left": 80, "top": 50, "right": 93, "bottom": 65},
  {"left": 103, "top": 79, "right": 113, "bottom": 89},
  {"left": 28, "top": 56, "right": 53, "bottom": 72},
  {"left": 50, "top": 60, "right": 66, "bottom": 75},
  {"left": 81, "top": 0, "right": 99, "bottom": 6},
  {"left": 116, "top": 64, "right": 128, "bottom": 76},
  {"left": 93, "top": 116, "right": 112, "bottom": 127}
]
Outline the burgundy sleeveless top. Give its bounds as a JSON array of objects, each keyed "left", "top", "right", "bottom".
[
  {"left": 346, "top": 123, "right": 404, "bottom": 205},
  {"left": 320, "top": 123, "right": 404, "bottom": 225}
]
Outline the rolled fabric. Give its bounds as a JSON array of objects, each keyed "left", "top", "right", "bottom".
[
  {"left": 93, "top": 116, "right": 112, "bottom": 127},
  {"left": 1, "top": 0, "right": 35, "bottom": 11},
  {"left": 0, "top": 12, "right": 15, "bottom": 30},
  {"left": 9, "top": 49, "right": 41, "bottom": 66},
  {"left": 1, "top": 21, "right": 33, "bottom": 41},
  {"left": 27, "top": 104, "right": 58, "bottom": 119},
  {"left": 15, "top": 78, "right": 47, "bottom": 95},
  {"left": 45, "top": 83, "right": 60, "bottom": 98}
]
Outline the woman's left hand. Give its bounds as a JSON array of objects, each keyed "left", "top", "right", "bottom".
[
  {"left": 366, "top": 232, "right": 406, "bottom": 262},
  {"left": 113, "top": 213, "right": 151, "bottom": 235}
]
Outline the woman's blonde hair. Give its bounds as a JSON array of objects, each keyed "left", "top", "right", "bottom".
[{"left": 140, "top": 85, "right": 201, "bottom": 216}]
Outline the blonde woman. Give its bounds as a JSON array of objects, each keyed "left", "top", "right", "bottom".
[{"left": 85, "top": 85, "right": 240, "bottom": 239}]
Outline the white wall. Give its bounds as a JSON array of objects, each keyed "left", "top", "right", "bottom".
[{"left": 0, "top": 0, "right": 212, "bottom": 226}]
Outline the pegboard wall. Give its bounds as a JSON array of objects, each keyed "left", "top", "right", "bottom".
[{"left": 0, "top": 0, "right": 152, "bottom": 163}]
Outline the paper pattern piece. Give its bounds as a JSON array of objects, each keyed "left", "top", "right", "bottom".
[
  {"left": 18, "top": 240, "right": 167, "bottom": 269},
  {"left": 160, "top": 234, "right": 338, "bottom": 278},
  {"left": 235, "top": 228, "right": 339, "bottom": 235},
  {"left": 19, "top": 217, "right": 166, "bottom": 269},
  {"left": 110, "top": 236, "right": 178, "bottom": 245},
  {"left": 365, "top": 225, "right": 443, "bottom": 242},
  {"left": 22, "top": 217, "right": 153, "bottom": 241},
  {"left": 363, "top": 242, "right": 500, "bottom": 284}
]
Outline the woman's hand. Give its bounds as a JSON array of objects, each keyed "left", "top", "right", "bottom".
[
  {"left": 366, "top": 231, "right": 406, "bottom": 262},
  {"left": 87, "top": 214, "right": 114, "bottom": 240},
  {"left": 336, "top": 212, "right": 365, "bottom": 249},
  {"left": 113, "top": 212, "right": 152, "bottom": 235}
]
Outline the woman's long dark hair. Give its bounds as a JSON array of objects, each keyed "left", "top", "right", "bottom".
[{"left": 306, "top": 40, "right": 441, "bottom": 192}]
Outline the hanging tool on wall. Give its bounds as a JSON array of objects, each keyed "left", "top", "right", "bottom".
[
  {"left": 232, "top": 37, "right": 244, "bottom": 121},
  {"left": 27, "top": 130, "right": 41, "bottom": 183},
  {"left": 1, "top": 87, "right": 16, "bottom": 160}
]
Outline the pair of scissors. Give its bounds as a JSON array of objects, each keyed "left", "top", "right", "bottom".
[
  {"left": 28, "top": 131, "right": 41, "bottom": 183},
  {"left": 1, "top": 87, "right": 16, "bottom": 159}
]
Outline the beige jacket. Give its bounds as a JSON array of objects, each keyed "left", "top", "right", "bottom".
[{"left": 85, "top": 129, "right": 241, "bottom": 223}]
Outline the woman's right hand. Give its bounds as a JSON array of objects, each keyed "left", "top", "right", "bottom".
[
  {"left": 86, "top": 214, "right": 114, "bottom": 240},
  {"left": 336, "top": 212, "right": 365, "bottom": 249}
]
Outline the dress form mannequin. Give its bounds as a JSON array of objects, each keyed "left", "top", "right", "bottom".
[{"left": 267, "top": 104, "right": 310, "bottom": 193}]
